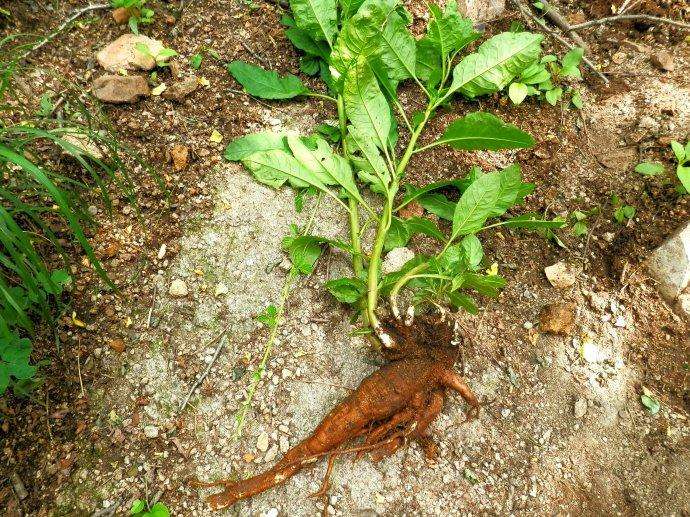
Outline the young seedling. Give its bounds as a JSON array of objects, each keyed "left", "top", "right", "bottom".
[
  {"left": 611, "top": 194, "right": 635, "bottom": 225},
  {"left": 130, "top": 499, "right": 170, "bottom": 517},
  {"left": 134, "top": 43, "right": 178, "bottom": 68},
  {"left": 508, "top": 47, "right": 584, "bottom": 107},
  {"left": 225, "top": 0, "right": 563, "bottom": 347},
  {"left": 635, "top": 140, "right": 690, "bottom": 194}
]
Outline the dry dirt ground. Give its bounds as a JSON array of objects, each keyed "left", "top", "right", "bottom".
[{"left": 2, "top": 0, "right": 690, "bottom": 516}]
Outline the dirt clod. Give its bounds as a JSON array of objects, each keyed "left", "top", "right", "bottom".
[
  {"left": 539, "top": 302, "right": 576, "bottom": 335},
  {"left": 92, "top": 75, "right": 150, "bottom": 104}
]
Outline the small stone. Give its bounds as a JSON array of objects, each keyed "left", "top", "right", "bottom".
[
  {"left": 169, "top": 279, "right": 188, "bottom": 297},
  {"left": 522, "top": 321, "right": 533, "bottom": 330},
  {"left": 612, "top": 51, "right": 627, "bottom": 64},
  {"left": 581, "top": 340, "right": 600, "bottom": 363},
  {"left": 645, "top": 222, "right": 690, "bottom": 301},
  {"left": 544, "top": 261, "right": 577, "bottom": 289},
  {"left": 243, "top": 453, "right": 255, "bottom": 462},
  {"left": 263, "top": 509, "right": 278, "bottom": 517},
  {"left": 96, "top": 34, "right": 166, "bottom": 72},
  {"left": 143, "top": 425, "right": 159, "bottom": 438},
  {"left": 638, "top": 115, "right": 659, "bottom": 134},
  {"left": 456, "top": 0, "right": 505, "bottom": 21},
  {"left": 614, "top": 315, "right": 627, "bottom": 328},
  {"left": 170, "top": 144, "right": 189, "bottom": 171},
  {"left": 108, "top": 338, "right": 125, "bottom": 353},
  {"left": 539, "top": 302, "right": 576, "bottom": 335},
  {"left": 256, "top": 431, "right": 269, "bottom": 452},
  {"left": 677, "top": 293, "right": 690, "bottom": 321},
  {"left": 88, "top": 205, "right": 98, "bottom": 216},
  {"left": 92, "top": 75, "right": 150, "bottom": 104},
  {"left": 157, "top": 244, "right": 167, "bottom": 260},
  {"left": 162, "top": 76, "right": 198, "bottom": 102},
  {"left": 574, "top": 397, "right": 587, "bottom": 419},
  {"left": 215, "top": 283, "right": 229, "bottom": 297},
  {"left": 381, "top": 247, "right": 415, "bottom": 275},
  {"left": 279, "top": 435, "right": 290, "bottom": 453},
  {"left": 650, "top": 51, "right": 674, "bottom": 72},
  {"left": 111, "top": 6, "right": 132, "bottom": 24},
  {"left": 265, "top": 444, "right": 279, "bottom": 463}
]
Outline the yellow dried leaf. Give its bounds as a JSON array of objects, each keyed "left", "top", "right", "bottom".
[
  {"left": 151, "top": 83, "right": 167, "bottom": 96},
  {"left": 198, "top": 76, "right": 210, "bottom": 87},
  {"left": 486, "top": 262, "right": 499, "bottom": 276},
  {"left": 209, "top": 129, "right": 223, "bottom": 143},
  {"left": 72, "top": 311, "right": 86, "bottom": 328}
]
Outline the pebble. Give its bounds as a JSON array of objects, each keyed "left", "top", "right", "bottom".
[
  {"left": 263, "top": 509, "right": 278, "bottom": 517},
  {"left": 92, "top": 75, "right": 150, "bottom": 104},
  {"left": 614, "top": 315, "right": 627, "bottom": 328},
  {"left": 574, "top": 397, "right": 587, "bottom": 419},
  {"left": 650, "top": 51, "right": 674, "bottom": 72},
  {"left": 215, "top": 283, "right": 229, "bottom": 297},
  {"left": 256, "top": 431, "right": 269, "bottom": 452},
  {"left": 539, "top": 302, "right": 576, "bottom": 336},
  {"left": 96, "top": 34, "right": 166, "bottom": 72},
  {"left": 544, "top": 261, "right": 577, "bottom": 289},
  {"left": 143, "top": 425, "right": 159, "bottom": 438},
  {"left": 157, "top": 244, "right": 167, "bottom": 260},
  {"left": 279, "top": 435, "right": 290, "bottom": 453},
  {"left": 169, "top": 279, "right": 189, "bottom": 297},
  {"left": 162, "top": 76, "right": 199, "bottom": 102},
  {"left": 265, "top": 444, "right": 279, "bottom": 463}
]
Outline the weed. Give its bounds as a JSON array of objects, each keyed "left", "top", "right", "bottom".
[
  {"left": 224, "top": 0, "right": 564, "bottom": 347},
  {"left": 635, "top": 139, "right": 690, "bottom": 194},
  {"left": 130, "top": 499, "right": 170, "bottom": 517},
  {"left": 111, "top": 0, "right": 154, "bottom": 35}
]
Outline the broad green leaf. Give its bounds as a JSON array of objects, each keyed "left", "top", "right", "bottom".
[
  {"left": 634, "top": 162, "right": 664, "bottom": 176},
  {"left": 435, "top": 112, "right": 535, "bottom": 151},
  {"left": 448, "top": 291, "right": 478, "bottom": 314},
  {"left": 415, "top": 38, "right": 442, "bottom": 86},
  {"left": 282, "top": 235, "right": 327, "bottom": 274},
  {"left": 242, "top": 149, "right": 319, "bottom": 189},
  {"left": 369, "top": 56, "right": 400, "bottom": 101},
  {"left": 427, "top": 1, "right": 480, "bottom": 61},
  {"left": 346, "top": 125, "right": 391, "bottom": 193},
  {"left": 289, "top": 0, "right": 338, "bottom": 44},
  {"left": 384, "top": 217, "right": 411, "bottom": 251},
  {"left": 257, "top": 305, "right": 278, "bottom": 327},
  {"left": 325, "top": 277, "right": 366, "bottom": 303},
  {"left": 451, "top": 172, "right": 502, "bottom": 239},
  {"left": 224, "top": 132, "right": 289, "bottom": 161},
  {"left": 448, "top": 32, "right": 543, "bottom": 98},
  {"left": 519, "top": 63, "right": 551, "bottom": 85},
  {"left": 340, "top": 0, "right": 366, "bottom": 19},
  {"left": 405, "top": 217, "right": 446, "bottom": 241},
  {"left": 489, "top": 164, "right": 528, "bottom": 218},
  {"left": 462, "top": 272, "right": 506, "bottom": 297},
  {"left": 286, "top": 135, "right": 367, "bottom": 207},
  {"left": 285, "top": 27, "right": 330, "bottom": 59},
  {"left": 419, "top": 192, "right": 455, "bottom": 221},
  {"left": 508, "top": 82, "right": 528, "bottom": 105},
  {"left": 315, "top": 123, "right": 341, "bottom": 143},
  {"left": 677, "top": 165, "right": 690, "bottom": 192},
  {"left": 300, "top": 55, "right": 320, "bottom": 75},
  {"left": 227, "top": 61, "right": 309, "bottom": 99},
  {"left": 571, "top": 89, "right": 583, "bottom": 109},
  {"left": 378, "top": 10, "right": 416, "bottom": 81},
  {"left": 131, "top": 500, "right": 146, "bottom": 514},
  {"left": 459, "top": 234, "right": 483, "bottom": 270},
  {"left": 560, "top": 47, "right": 583, "bottom": 78},
  {"left": 344, "top": 59, "right": 391, "bottom": 151},
  {"left": 330, "top": 0, "right": 397, "bottom": 74},
  {"left": 148, "top": 502, "right": 171, "bottom": 517},
  {"left": 545, "top": 87, "right": 563, "bottom": 105},
  {"left": 398, "top": 179, "right": 469, "bottom": 210},
  {"left": 640, "top": 393, "right": 660, "bottom": 415}
]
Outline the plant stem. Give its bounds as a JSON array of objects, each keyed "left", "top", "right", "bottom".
[{"left": 307, "top": 92, "right": 338, "bottom": 103}]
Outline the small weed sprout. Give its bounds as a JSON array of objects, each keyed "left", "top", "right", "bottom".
[{"left": 112, "top": 0, "right": 154, "bottom": 35}]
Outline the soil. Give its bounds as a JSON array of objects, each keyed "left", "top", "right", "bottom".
[{"left": 1, "top": 1, "right": 689, "bottom": 516}]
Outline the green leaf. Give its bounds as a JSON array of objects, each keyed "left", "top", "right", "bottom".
[
  {"left": 0, "top": 364, "right": 9, "bottom": 396},
  {"left": 671, "top": 140, "right": 686, "bottom": 163},
  {"left": 384, "top": 217, "right": 411, "bottom": 251},
  {"left": 451, "top": 172, "right": 503, "bottom": 239},
  {"left": 427, "top": 0, "right": 480, "bottom": 61},
  {"left": 560, "top": 47, "right": 583, "bottom": 78},
  {"left": 503, "top": 213, "right": 566, "bottom": 229},
  {"left": 448, "top": 292, "right": 478, "bottom": 314},
  {"left": 300, "top": 55, "right": 320, "bottom": 75},
  {"left": 459, "top": 234, "right": 483, "bottom": 270},
  {"left": 339, "top": 0, "right": 366, "bottom": 19},
  {"left": 678, "top": 165, "right": 690, "bottom": 192},
  {"left": 257, "top": 305, "right": 278, "bottom": 327},
  {"left": 130, "top": 500, "right": 146, "bottom": 515},
  {"left": 572, "top": 220, "right": 587, "bottom": 237},
  {"left": 508, "top": 82, "right": 528, "bottom": 105},
  {"left": 378, "top": 9, "right": 417, "bottom": 81},
  {"left": 398, "top": 179, "right": 469, "bottom": 210},
  {"left": 289, "top": 0, "right": 337, "bottom": 43},
  {"left": 286, "top": 135, "right": 367, "bottom": 207},
  {"left": 324, "top": 277, "right": 366, "bottom": 303},
  {"left": 241, "top": 149, "right": 316, "bottom": 188},
  {"left": 405, "top": 217, "right": 446, "bottom": 241},
  {"left": 315, "top": 123, "right": 341, "bottom": 143},
  {"left": 190, "top": 54, "right": 203, "bottom": 69},
  {"left": 571, "top": 89, "right": 583, "bottom": 109},
  {"left": 344, "top": 59, "right": 391, "bottom": 151},
  {"left": 346, "top": 125, "right": 391, "bottom": 193},
  {"left": 435, "top": 112, "right": 535, "bottom": 151},
  {"left": 415, "top": 38, "right": 442, "bottom": 86},
  {"left": 227, "top": 61, "right": 310, "bottom": 99},
  {"left": 462, "top": 272, "right": 506, "bottom": 297},
  {"left": 224, "top": 132, "right": 289, "bottom": 161},
  {"left": 448, "top": 32, "right": 543, "bottom": 98},
  {"left": 148, "top": 502, "right": 170, "bottom": 517},
  {"left": 285, "top": 27, "right": 330, "bottom": 59},
  {"left": 640, "top": 393, "right": 660, "bottom": 415},
  {"left": 282, "top": 235, "right": 326, "bottom": 274},
  {"left": 490, "top": 164, "right": 530, "bottom": 218},
  {"left": 419, "top": 193, "right": 455, "bottom": 221},
  {"left": 545, "top": 87, "right": 563, "bottom": 105},
  {"left": 635, "top": 162, "right": 664, "bottom": 176}
]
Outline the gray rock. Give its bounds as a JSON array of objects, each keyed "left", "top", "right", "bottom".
[
  {"left": 650, "top": 51, "right": 674, "bottom": 72},
  {"left": 256, "top": 431, "right": 269, "bottom": 452},
  {"left": 574, "top": 397, "right": 587, "bottom": 419},
  {"left": 162, "top": 76, "right": 198, "bottom": 102},
  {"left": 544, "top": 261, "right": 577, "bottom": 289},
  {"left": 457, "top": 0, "right": 505, "bottom": 21},
  {"left": 92, "top": 75, "right": 150, "bottom": 104},
  {"left": 96, "top": 34, "right": 166, "bottom": 72},
  {"left": 677, "top": 293, "right": 690, "bottom": 321},
  {"left": 143, "top": 425, "right": 159, "bottom": 438},
  {"left": 645, "top": 222, "right": 690, "bottom": 301},
  {"left": 381, "top": 247, "right": 414, "bottom": 275}
]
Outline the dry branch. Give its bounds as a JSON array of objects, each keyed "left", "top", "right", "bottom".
[
  {"left": 539, "top": 0, "right": 588, "bottom": 49},
  {"left": 570, "top": 14, "right": 690, "bottom": 31}
]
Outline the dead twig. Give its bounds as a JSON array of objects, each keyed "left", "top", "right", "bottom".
[
  {"left": 539, "top": 1, "right": 588, "bottom": 49},
  {"left": 179, "top": 329, "right": 229, "bottom": 412},
  {"left": 21, "top": 4, "right": 109, "bottom": 61},
  {"left": 512, "top": 0, "right": 610, "bottom": 85},
  {"left": 570, "top": 14, "right": 690, "bottom": 31},
  {"left": 240, "top": 40, "right": 271, "bottom": 69}
]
